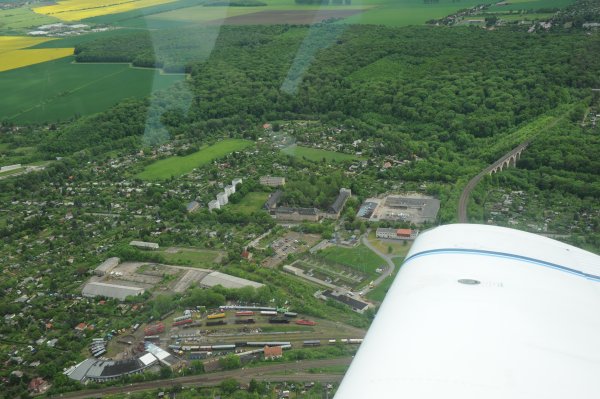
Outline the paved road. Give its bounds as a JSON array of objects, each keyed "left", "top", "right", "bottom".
[
  {"left": 361, "top": 235, "right": 395, "bottom": 294},
  {"left": 51, "top": 357, "right": 352, "bottom": 399},
  {"left": 457, "top": 141, "right": 530, "bottom": 223}
]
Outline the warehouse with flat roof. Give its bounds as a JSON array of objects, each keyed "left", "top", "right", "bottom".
[
  {"left": 200, "top": 271, "right": 263, "bottom": 289},
  {"left": 82, "top": 282, "right": 145, "bottom": 301},
  {"left": 94, "top": 257, "right": 120, "bottom": 276}
]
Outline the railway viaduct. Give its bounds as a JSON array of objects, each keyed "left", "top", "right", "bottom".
[
  {"left": 488, "top": 142, "right": 529, "bottom": 174},
  {"left": 458, "top": 141, "right": 530, "bottom": 223}
]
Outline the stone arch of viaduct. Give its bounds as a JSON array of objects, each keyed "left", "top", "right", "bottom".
[{"left": 489, "top": 145, "right": 528, "bottom": 174}]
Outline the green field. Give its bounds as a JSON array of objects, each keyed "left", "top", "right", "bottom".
[
  {"left": 487, "top": 0, "right": 575, "bottom": 11},
  {"left": 0, "top": 6, "right": 60, "bottom": 32},
  {"left": 159, "top": 247, "right": 223, "bottom": 267},
  {"left": 137, "top": 139, "right": 254, "bottom": 180},
  {"left": 230, "top": 192, "right": 270, "bottom": 215},
  {"left": 349, "top": 57, "right": 404, "bottom": 82},
  {"left": 497, "top": 12, "right": 555, "bottom": 20},
  {"left": 341, "top": 0, "right": 498, "bottom": 26},
  {"left": 282, "top": 144, "right": 359, "bottom": 162},
  {"left": 0, "top": 57, "right": 182, "bottom": 123},
  {"left": 318, "top": 244, "right": 386, "bottom": 275},
  {"left": 366, "top": 232, "right": 412, "bottom": 257}
]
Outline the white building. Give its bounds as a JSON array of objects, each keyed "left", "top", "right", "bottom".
[
  {"left": 224, "top": 184, "right": 235, "bottom": 196},
  {"left": 216, "top": 192, "right": 228, "bottom": 206},
  {"left": 129, "top": 240, "right": 159, "bottom": 250},
  {"left": 208, "top": 200, "right": 220, "bottom": 211},
  {"left": 335, "top": 224, "right": 600, "bottom": 399}
]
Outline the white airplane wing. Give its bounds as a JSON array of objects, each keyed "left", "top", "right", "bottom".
[{"left": 335, "top": 224, "right": 600, "bottom": 399}]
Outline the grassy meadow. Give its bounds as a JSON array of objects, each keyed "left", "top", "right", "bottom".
[
  {"left": 159, "top": 247, "right": 223, "bottom": 267},
  {"left": 230, "top": 192, "right": 270, "bottom": 215},
  {"left": 0, "top": 57, "right": 182, "bottom": 123},
  {"left": 318, "top": 244, "right": 386, "bottom": 276},
  {"left": 0, "top": 6, "right": 61, "bottom": 31},
  {"left": 282, "top": 144, "right": 359, "bottom": 162},
  {"left": 137, "top": 139, "right": 253, "bottom": 180}
]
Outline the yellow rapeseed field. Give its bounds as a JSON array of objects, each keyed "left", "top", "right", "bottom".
[
  {"left": 33, "top": 0, "right": 177, "bottom": 21},
  {"left": 0, "top": 36, "right": 73, "bottom": 72}
]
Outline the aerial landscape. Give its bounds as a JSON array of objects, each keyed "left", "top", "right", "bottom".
[{"left": 0, "top": 0, "right": 599, "bottom": 397}]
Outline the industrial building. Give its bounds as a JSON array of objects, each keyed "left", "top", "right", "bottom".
[
  {"left": 376, "top": 228, "right": 418, "bottom": 241},
  {"left": 274, "top": 207, "right": 320, "bottom": 222},
  {"left": 264, "top": 190, "right": 283, "bottom": 210},
  {"left": 65, "top": 343, "right": 177, "bottom": 383},
  {"left": 200, "top": 271, "right": 263, "bottom": 289},
  {"left": 358, "top": 194, "right": 440, "bottom": 224},
  {"left": 260, "top": 176, "right": 286, "bottom": 187},
  {"left": 94, "top": 257, "right": 120, "bottom": 276},
  {"left": 129, "top": 240, "right": 159, "bottom": 250},
  {"left": 320, "top": 290, "right": 369, "bottom": 313},
  {"left": 327, "top": 188, "right": 351, "bottom": 217},
  {"left": 82, "top": 282, "right": 145, "bottom": 301}
]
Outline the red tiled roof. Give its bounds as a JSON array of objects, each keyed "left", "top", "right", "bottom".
[{"left": 264, "top": 345, "right": 283, "bottom": 358}]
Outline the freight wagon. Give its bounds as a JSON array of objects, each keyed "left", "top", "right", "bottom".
[
  {"left": 235, "top": 311, "right": 255, "bottom": 316},
  {"left": 246, "top": 341, "right": 291, "bottom": 347},
  {"left": 260, "top": 311, "right": 277, "bottom": 316},
  {"left": 172, "top": 319, "right": 193, "bottom": 327},
  {"left": 303, "top": 340, "right": 321, "bottom": 347},
  {"left": 234, "top": 318, "right": 256, "bottom": 324},
  {"left": 296, "top": 319, "right": 317, "bottom": 326},
  {"left": 269, "top": 317, "right": 290, "bottom": 324},
  {"left": 206, "top": 320, "right": 226, "bottom": 326},
  {"left": 207, "top": 313, "right": 226, "bottom": 319}
]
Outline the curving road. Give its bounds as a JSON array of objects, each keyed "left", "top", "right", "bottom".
[
  {"left": 51, "top": 357, "right": 352, "bottom": 399},
  {"left": 458, "top": 141, "right": 530, "bottom": 223},
  {"left": 361, "top": 235, "right": 396, "bottom": 294}
]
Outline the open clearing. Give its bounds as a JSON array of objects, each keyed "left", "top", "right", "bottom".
[
  {"left": 137, "top": 139, "right": 253, "bottom": 180},
  {"left": 339, "top": 0, "right": 501, "bottom": 26},
  {"left": 0, "top": 6, "right": 61, "bottom": 30},
  {"left": 230, "top": 192, "right": 270, "bottom": 215},
  {"left": 32, "top": 0, "right": 178, "bottom": 21},
  {"left": 282, "top": 144, "right": 359, "bottom": 162},
  {"left": 216, "top": 9, "right": 365, "bottom": 25},
  {"left": 366, "top": 231, "right": 412, "bottom": 257},
  {"left": 487, "top": 0, "right": 575, "bottom": 11},
  {"left": 0, "top": 57, "right": 181, "bottom": 123},
  {"left": 159, "top": 247, "right": 224, "bottom": 267},
  {"left": 317, "top": 244, "right": 386, "bottom": 276},
  {"left": 0, "top": 36, "right": 73, "bottom": 72}
]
